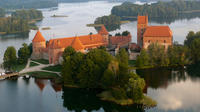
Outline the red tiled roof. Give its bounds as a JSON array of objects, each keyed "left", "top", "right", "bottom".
[
  {"left": 50, "top": 40, "right": 63, "bottom": 49},
  {"left": 32, "top": 30, "right": 46, "bottom": 42},
  {"left": 138, "top": 16, "right": 148, "bottom": 24},
  {"left": 143, "top": 26, "right": 172, "bottom": 37},
  {"left": 71, "top": 37, "right": 85, "bottom": 50},
  {"left": 98, "top": 25, "right": 109, "bottom": 35},
  {"left": 110, "top": 35, "right": 132, "bottom": 46},
  {"left": 48, "top": 34, "right": 106, "bottom": 49}
]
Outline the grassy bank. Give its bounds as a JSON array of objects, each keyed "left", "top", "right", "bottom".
[
  {"left": 32, "top": 59, "right": 49, "bottom": 64},
  {"left": 27, "top": 71, "right": 58, "bottom": 79},
  {"left": 129, "top": 60, "right": 136, "bottom": 67},
  {"left": 98, "top": 91, "right": 157, "bottom": 107},
  {"left": 98, "top": 91, "right": 133, "bottom": 106},
  {"left": 12, "top": 63, "right": 26, "bottom": 72},
  {"left": 42, "top": 65, "right": 62, "bottom": 72},
  {"left": 30, "top": 62, "right": 39, "bottom": 67}
]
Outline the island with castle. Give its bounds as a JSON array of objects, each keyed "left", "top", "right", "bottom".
[
  {"left": 31, "top": 15, "right": 173, "bottom": 65},
  {"left": 1, "top": 15, "right": 177, "bottom": 107}
]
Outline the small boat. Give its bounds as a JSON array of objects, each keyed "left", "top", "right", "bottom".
[{"left": 25, "top": 75, "right": 30, "bottom": 79}]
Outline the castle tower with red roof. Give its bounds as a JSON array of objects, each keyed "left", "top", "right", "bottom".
[
  {"left": 137, "top": 15, "right": 148, "bottom": 48},
  {"left": 137, "top": 15, "right": 173, "bottom": 49},
  {"left": 71, "top": 36, "right": 85, "bottom": 52},
  {"left": 31, "top": 30, "right": 46, "bottom": 59},
  {"left": 98, "top": 25, "right": 109, "bottom": 44}
]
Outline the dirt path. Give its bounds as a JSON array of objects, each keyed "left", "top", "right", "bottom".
[{"left": 19, "top": 59, "right": 61, "bottom": 77}]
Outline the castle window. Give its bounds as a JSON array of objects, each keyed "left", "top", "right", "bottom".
[
  {"left": 164, "top": 40, "right": 166, "bottom": 43},
  {"left": 148, "top": 40, "right": 150, "bottom": 43}
]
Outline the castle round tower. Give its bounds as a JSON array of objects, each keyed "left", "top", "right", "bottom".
[{"left": 31, "top": 30, "right": 46, "bottom": 59}]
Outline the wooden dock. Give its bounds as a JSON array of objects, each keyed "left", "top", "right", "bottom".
[{"left": 0, "top": 73, "right": 19, "bottom": 79}]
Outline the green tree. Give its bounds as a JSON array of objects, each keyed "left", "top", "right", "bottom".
[
  {"left": 18, "top": 43, "right": 30, "bottom": 64},
  {"left": 101, "top": 59, "right": 119, "bottom": 88},
  {"left": 3, "top": 46, "right": 17, "bottom": 71},
  {"left": 62, "top": 52, "right": 85, "bottom": 85},
  {"left": 147, "top": 43, "right": 169, "bottom": 66},
  {"left": 189, "top": 38, "right": 200, "bottom": 63},
  {"left": 122, "top": 31, "right": 130, "bottom": 36},
  {"left": 77, "top": 58, "right": 99, "bottom": 88},
  {"left": 127, "top": 73, "right": 145, "bottom": 102},
  {"left": 62, "top": 46, "right": 76, "bottom": 61},
  {"left": 116, "top": 48, "right": 129, "bottom": 66},
  {"left": 136, "top": 49, "right": 149, "bottom": 67}
]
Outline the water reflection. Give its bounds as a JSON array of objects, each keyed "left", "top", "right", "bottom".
[
  {"left": 137, "top": 66, "right": 200, "bottom": 112},
  {"left": 149, "top": 12, "right": 200, "bottom": 24},
  {"left": 62, "top": 88, "right": 144, "bottom": 112},
  {"left": 51, "top": 81, "right": 62, "bottom": 92},
  {"left": 35, "top": 79, "right": 46, "bottom": 91}
]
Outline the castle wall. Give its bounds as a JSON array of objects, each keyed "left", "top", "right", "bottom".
[
  {"left": 143, "top": 36, "right": 172, "bottom": 49},
  {"left": 48, "top": 48, "right": 64, "bottom": 64},
  {"left": 109, "top": 35, "right": 132, "bottom": 48},
  {"left": 31, "top": 42, "right": 46, "bottom": 59}
]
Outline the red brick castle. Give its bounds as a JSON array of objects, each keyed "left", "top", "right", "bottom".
[{"left": 31, "top": 25, "right": 109, "bottom": 64}]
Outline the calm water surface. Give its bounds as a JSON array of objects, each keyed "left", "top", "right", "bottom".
[
  {"left": 0, "top": 1, "right": 200, "bottom": 112},
  {"left": 0, "top": 67, "right": 200, "bottom": 112}
]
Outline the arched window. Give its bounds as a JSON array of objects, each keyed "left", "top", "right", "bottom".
[
  {"left": 164, "top": 40, "right": 166, "bottom": 43},
  {"left": 148, "top": 40, "right": 150, "bottom": 43}
]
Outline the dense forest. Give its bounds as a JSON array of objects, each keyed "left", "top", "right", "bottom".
[
  {"left": 12, "top": 9, "right": 43, "bottom": 21},
  {"left": 0, "top": 0, "right": 58, "bottom": 9},
  {"left": 94, "top": 15, "right": 121, "bottom": 31},
  {"left": 111, "top": 1, "right": 200, "bottom": 18},
  {"left": 0, "top": 9, "right": 43, "bottom": 35}
]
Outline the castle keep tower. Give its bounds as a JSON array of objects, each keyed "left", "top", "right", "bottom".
[
  {"left": 137, "top": 16, "right": 148, "bottom": 48},
  {"left": 32, "top": 30, "right": 46, "bottom": 59}
]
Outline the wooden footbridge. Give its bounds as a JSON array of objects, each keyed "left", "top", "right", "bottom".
[{"left": 0, "top": 72, "right": 19, "bottom": 79}]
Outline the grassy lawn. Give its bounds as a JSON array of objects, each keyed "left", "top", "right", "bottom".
[
  {"left": 30, "top": 62, "right": 39, "bottom": 67},
  {"left": 27, "top": 71, "right": 58, "bottom": 79},
  {"left": 42, "top": 65, "right": 62, "bottom": 72},
  {"left": 98, "top": 91, "right": 133, "bottom": 106},
  {"left": 12, "top": 63, "right": 26, "bottom": 72},
  {"left": 98, "top": 91, "right": 157, "bottom": 107},
  {"left": 129, "top": 60, "right": 136, "bottom": 67},
  {"left": 32, "top": 59, "right": 49, "bottom": 64}
]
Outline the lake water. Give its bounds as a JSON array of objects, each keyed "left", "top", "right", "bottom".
[
  {"left": 0, "top": 1, "right": 200, "bottom": 112},
  {"left": 0, "top": 67, "right": 199, "bottom": 112}
]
